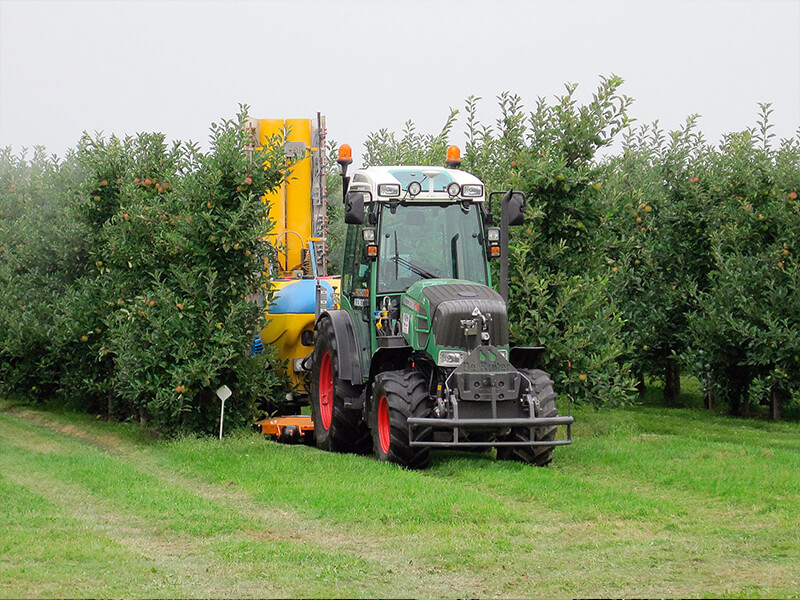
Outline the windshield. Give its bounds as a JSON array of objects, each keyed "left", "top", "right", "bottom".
[{"left": 377, "top": 203, "right": 488, "bottom": 293}]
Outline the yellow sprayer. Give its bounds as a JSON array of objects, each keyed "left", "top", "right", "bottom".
[{"left": 249, "top": 114, "right": 338, "bottom": 442}]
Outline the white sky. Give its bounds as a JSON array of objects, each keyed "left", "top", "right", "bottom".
[{"left": 1, "top": 0, "right": 799, "bottom": 165}]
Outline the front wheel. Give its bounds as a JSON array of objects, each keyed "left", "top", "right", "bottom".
[
  {"left": 370, "top": 370, "right": 432, "bottom": 469},
  {"left": 496, "top": 369, "right": 558, "bottom": 466}
]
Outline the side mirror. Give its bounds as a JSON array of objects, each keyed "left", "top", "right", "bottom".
[
  {"left": 497, "top": 189, "right": 526, "bottom": 303},
  {"left": 503, "top": 191, "right": 526, "bottom": 226},
  {"left": 344, "top": 190, "right": 370, "bottom": 224}
]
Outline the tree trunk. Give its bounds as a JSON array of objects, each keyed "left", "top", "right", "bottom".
[
  {"left": 771, "top": 384, "right": 782, "bottom": 420},
  {"left": 663, "top": 358, "right": 681, "bottom": 404},
  {"left": 636, "top": 371, "right": 646, "bottom": 396},
  {"left": 729, "top": 365, "right": 748, "bottom": 417},
  {"left": 704, "top": 372, "right": 713, "bottom": 410}
]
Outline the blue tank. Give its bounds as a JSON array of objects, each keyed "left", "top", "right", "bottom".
[{"left": 268, "top": 278, "right": 337, "bottom": 314}]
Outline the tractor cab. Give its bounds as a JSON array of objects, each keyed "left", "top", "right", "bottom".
[
  {"left": 340, "top": 165, "right": 496, "bottom": 353},
  {"left": 306, "top": 145, "right": 572, "bottom": 469}
]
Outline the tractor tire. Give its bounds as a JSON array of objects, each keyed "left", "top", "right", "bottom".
[
  {"left": 370, "top": 370, "right": 432, "bottom": 470},
  {"left": 310, "top": 316, "right": 371, "bottom": 454},
  {"left": 496, "top": 369, "right": 558, "bottom": 466}
]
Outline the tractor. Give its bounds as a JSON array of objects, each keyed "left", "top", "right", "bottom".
[{"left": 307, "top": 145, "right": 573, "bottom": 469}]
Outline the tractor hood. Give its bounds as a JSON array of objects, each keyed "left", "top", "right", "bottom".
[{"left": 399, "top": 280, "right": 509, "bottom": 362}]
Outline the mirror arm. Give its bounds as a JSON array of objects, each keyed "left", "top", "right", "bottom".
[{"left": 500, "top": 193, "right": 510, "bottom": 303}]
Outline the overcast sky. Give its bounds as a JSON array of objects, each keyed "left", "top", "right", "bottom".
[{"left": 1, "top": 0, "right": 798, "bottom": 165}]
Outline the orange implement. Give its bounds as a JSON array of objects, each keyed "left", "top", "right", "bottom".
[{"left": 253, "top": 415, "right": 314, "bottom": 445}]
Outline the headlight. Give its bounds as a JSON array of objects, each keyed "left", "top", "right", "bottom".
[
  {"left": 461, "top": 184, "right": 484, "bottom": 197},
  {"left": 438, "top": 350, "right": 466, "bottom": 366},
  {"left": 378, "top": 183, "right": 401, "bottom": 197}
]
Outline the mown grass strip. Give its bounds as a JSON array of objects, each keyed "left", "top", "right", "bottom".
[
  {"left": 154, "top": 409, "right": 800, "bottom": 598},
  {"left": 2, "top": 400, "right": 799, "bottom": 598},
  {"left": 0, "top": 415, "right": 391, "bottom": 597},
  {"left": 0, "top": 451, "right": 191, "bottom": 598},
  {"left": 0, "top": 412, "right": 487, "bottom": 597}
]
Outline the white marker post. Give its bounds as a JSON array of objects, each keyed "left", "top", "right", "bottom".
[{"left": 216, "top": 385, "right": 232, "bottom": 440}]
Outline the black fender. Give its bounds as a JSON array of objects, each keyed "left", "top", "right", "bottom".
[
  {"left": 509, "top": 346, "right": 546, "bottom": 370},
  {"left": 365, "top": 344, "right": 415, "bottom": 414},
  {"left": 369, "top": 345, "right": 414, "bottom": 386},
  {"left": 318, "top": 309, "right": 363, "bottom": 385}
]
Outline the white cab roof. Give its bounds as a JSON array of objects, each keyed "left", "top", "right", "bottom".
[{"left": 348, "top": 165, "right": 485, "bottom": 202}]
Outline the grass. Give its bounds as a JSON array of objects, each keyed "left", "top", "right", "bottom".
[{"left": 1, "top": 390, "right": 799, "bottom": 599}]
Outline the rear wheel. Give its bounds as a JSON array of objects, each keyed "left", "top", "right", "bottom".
[
  {"left": 370, "top": 370, "right": 432, "bottom": 469},
  {"left": 310, "top": 316, "right": 371, "bottom": 454},
  {"left": 496, "top": 369, "right": 558, "bottom": 466}
]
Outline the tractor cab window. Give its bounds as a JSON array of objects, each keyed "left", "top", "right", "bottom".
[
  {"left": 377, "top": 203, "right": 488, "bottom": 293},
  {"left": 342, "top": 222, "right": 371, "bottom": 296}
]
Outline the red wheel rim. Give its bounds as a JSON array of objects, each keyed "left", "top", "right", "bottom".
[
  {"left": 377, "top": 395, "right": 391, "bottom": 454},
  {"left": 319, "top": 350, "right": 333, "bottom": 430}
]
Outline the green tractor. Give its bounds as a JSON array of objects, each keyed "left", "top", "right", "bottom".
[{"left": 308, "top": 146, "right": 573, "bottom": 469}]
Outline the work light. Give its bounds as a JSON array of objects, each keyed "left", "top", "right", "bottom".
[
  {"left": 378, "top": 183, "right": 401, "bottom": 197},
  {"left": 461, "top": 184, "right": 484, "bottom": 197},
  {"left": 438, "top": 350, "right": 466, "bottom": 367}
]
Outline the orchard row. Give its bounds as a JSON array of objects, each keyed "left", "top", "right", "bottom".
[
  {"left": 2, "top": 80, "right": 799, "bottom": 429},
  {"left": 0, "top": 110, "right": 291, "bottom": 432},
  {"left": 353, "top": 77, "right": 800, "bottom": 418}
]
